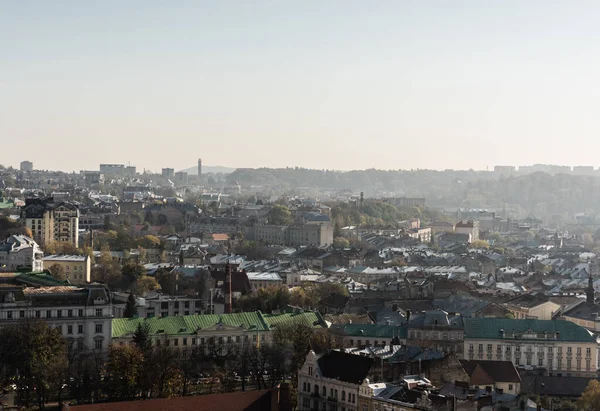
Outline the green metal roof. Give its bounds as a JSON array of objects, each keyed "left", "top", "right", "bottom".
[
  {"left": 112, "top": 311, "right": 271, "bottom": 338},
  {"left": 17, "top": 272, "right": 68, "bottom": 287},
  {"left": 464, "top": 318, "right": 596, "bottom": 342},
  {"left": 335, "top": 323, "right": 407, "bottom": 339},
  {"left": 263, "top": 311, "right": 326, "bottom": 329}
]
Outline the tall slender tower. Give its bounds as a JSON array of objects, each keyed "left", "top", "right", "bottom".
[{"left": 198, "top": 158, "right": 202, "bottom": 177}]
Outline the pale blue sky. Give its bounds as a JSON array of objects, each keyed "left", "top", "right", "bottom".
[{"left": 2, "top": 1, "right": 600, "bottom": 172}]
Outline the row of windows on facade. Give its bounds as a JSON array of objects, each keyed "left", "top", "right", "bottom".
[
  {"left": 347, "top": 339, "right": 391, "bottom": 347},
  {"left": 467, "top": 353, "right": 594, "bottom": 371},
  {"left": 409, "top": 331, "right": 462, "bottom": 340},
  {"left": 3, "top": 308, "right": 105, "bottom": 320},
  {"left": 301, "top": 398, "right": 355, "bottom": 411},
  {"left": 301, "top": 382, "right": 357, "bottom": 404},
  {"left": 159, "top": 301, "right": 199, "bottom": 309},
  {"left": 469, "top": 344, "right": 593, "bottom": 355},
  {"left": 67, "top": 339, "right": 103, "bottom": 350},
  {"left": 51, "top": 323, "right": 104, "bottom": 335},
  {"left": 151, "top": 333, "right": 266, "bottom": 347}
]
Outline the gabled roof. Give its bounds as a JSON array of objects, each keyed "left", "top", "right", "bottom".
[
  {"left": 461, "top": 360, "right": 521, "bottom": 383},
  {"left": 317, "top": 350, "right": 374, "bottom": 384}
]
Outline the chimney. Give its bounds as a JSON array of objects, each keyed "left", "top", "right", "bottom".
[{"left": 224, "top": 264, "right": 232, "bottom": 314}]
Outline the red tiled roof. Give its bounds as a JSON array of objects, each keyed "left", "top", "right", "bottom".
[
  {"left": 68, "top": 389, "right": 274, "bottom": 411},
  {"left": 212, "top": 233, "right": 230, "bottom": 241}
]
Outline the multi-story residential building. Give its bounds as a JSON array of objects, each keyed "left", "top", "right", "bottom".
[
  {"left": 386, "top": 197, "right": 427, "bottom": 208},
  {"left": 464, "top": 318, "right": 599, "bottom": 377},
  {"left": 43, "top": 254, "right": 91, "bottom": 284},
  {"left": 456, "top": 209, "right": 496, "bottom": 231},
  {"left": 298, "top": 350, "right": 373, "bottom": 411},
  {"left": 0, "top": 235, "right": 44, "bottom": 272},
  {"left": 99, "top": 164, "right": 136, "bottom": 177},
  {"left": 330, "top": 323, "right": 407, "bottom": 348},
  {"left": 162, "top": 168, "right": 175, "bottom": 178},
  {"left": 189, "top": 217, "right": 241, "bottom": 235},
  {"left": 249, "top": 223, "right": 334, "bottom": 247},
  {"left": 407, "top": 227, "right": 432, "bottom": 243},
  {"left": 246, "top": 272, "right": 283, "bottom": 291},
  {"left": 503, "top": 294, "right": 561, "bottom": 320},
  {"left": 407, "top": 310, "right": 465, "bottom": 355},
  {"left": 20, "top": 161, "right": 33, "bottom": 172},
  {"left": 113, "top": 291, "right": 204, "bottom": 318},
  {"left": 21, "top": 198, "right": 80, "bottom": 247},
  {"left": 0, "top": 285, "right": 113, "bottom": 351},
  {"left": 454, "top": 220, "right": 479, "bottom": 242}
]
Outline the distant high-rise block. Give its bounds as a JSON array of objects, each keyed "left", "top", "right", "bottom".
[
  {"left": 162, "top": 168, "right": 175, "bottom": 178},
  {"left": 20, "top": 161, "right": 33, "bottom": 172},
  {"left": 198, "top": 158, "right": 202, "bottom": 176}
]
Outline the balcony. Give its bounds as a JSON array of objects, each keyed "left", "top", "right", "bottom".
[
  {"left": 311, "top": 392, "right": 320, "bottom": 398},
  {"left": 326, "top": 396, "right": 338, "bottom": 403}
]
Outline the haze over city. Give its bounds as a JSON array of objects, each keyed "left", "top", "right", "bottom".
[{"left": 3, "top": 1, "right": 600, "bottom": 172}]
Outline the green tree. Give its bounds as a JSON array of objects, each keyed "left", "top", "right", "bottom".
[
  {"left": 133, "top": 321, "right": 152, "bottom": 353},
  {"left": 266, "top": 204, "right": 293, "bottom": 225},
  {"left": 104, "top": 344, "right": 144, "bottom": 401},
  {"left": 91, "top": 249, "right": 122, "bottom": 288},
  {"left": 122, "top": 262, "right": 145, "bottom": 287},
  {"left": 124, "top": 292, "right": 138, "bottom": 318},
  {"left": 0, "top": 319, "right": 67, "bottom": 409},
  {"left": 332, "top": 237, "right": 350, "bottom": 249}
]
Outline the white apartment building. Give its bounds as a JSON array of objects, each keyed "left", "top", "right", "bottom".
[
  {"left": 297, "top": 350, "right": 374, "bottom": 411},
  {"left": 464, "top": 318, "right": 600, "bottom": 377},
  {"left": 0, "top": 285, "right": 113, "bottom": 351},
  {"left": 246, "top": 272, "right": 283, "bottom": 291},
  {"left": 0, "top": 235, "right": 44, "bottom": 272}
]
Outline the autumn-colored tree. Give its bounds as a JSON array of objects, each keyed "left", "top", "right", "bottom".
[
  {"left": 48, "top": 263, "right": 66, "bottom": 281},
  {"left": 136, "top": 275, "right": 160, "bottom": 294},
  {"left": 470, "top": 239, "right": 490, "bottom": 249},
  {"left": 578, "top": 380, "right": 600, "bottom": 411},
  {"left": 138, "top": 235, "right": 161, "bottom": 249}
]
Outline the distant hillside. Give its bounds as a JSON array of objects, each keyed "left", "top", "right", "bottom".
[
  {"left": 180, "top": 165, "right": 236, "bottom": 175},
  {"left": 225, "top": 167, "right": 600, "bottom": 220}
]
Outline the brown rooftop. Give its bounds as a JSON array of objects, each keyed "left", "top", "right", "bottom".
[{"left": 66, "top": 386, "right": 290, "bottom": 411}]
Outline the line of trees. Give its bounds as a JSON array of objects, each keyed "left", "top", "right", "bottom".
[{"left": 0, "top": 319, "right": 341, "bottom": 409}]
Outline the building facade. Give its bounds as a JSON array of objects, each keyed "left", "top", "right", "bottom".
[
  {"left": 464, "top": 318, "right": 599, "bottom": 377},
  {"left": 0, "top": 235, "right": 44, "bottom": 272},
  {"left": 21, "top": 198, "right": 80, "bottom": 247},
  {"left": 20, "top": 161, "right": 33, "bottom": 172},
  {"left": 250, "top": 223, "right": 334, "bottom": 247},
  {"left": 298, "top": 350, "right": 373, "bottom": 411},
  {"left": 43, "top": 254, "right": 91, "bottom": 284},
  {"left": 0, "top": 285, "right": 113, "bottom": 351}
]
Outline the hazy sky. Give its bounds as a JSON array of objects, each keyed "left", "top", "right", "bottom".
[{"left": 2, "top": 1, "right": 600, "bottom": 173}]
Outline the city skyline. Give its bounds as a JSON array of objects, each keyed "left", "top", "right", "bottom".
[{"left": 3, "top": 1, "right": 600, "bottom": 171}]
